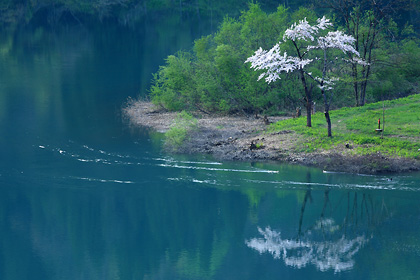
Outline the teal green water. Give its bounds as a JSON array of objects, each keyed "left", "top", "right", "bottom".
[{"left": 1, "top": 23, "right": 420, "bottom": 280}]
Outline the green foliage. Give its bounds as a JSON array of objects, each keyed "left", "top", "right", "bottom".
[
  {"left": 150, "top": 53, "right": 197, "bottom": 111},
  {"left": 150, "top": 3, "right": 306, "bottom": 115},
  {"left": 149, "top": 2, "right": 420, "bottom": 116},
  {"left": 365, "top": 38, "right": 420, "bottom": 103},
  {"left": 240, "top": 4, "right": 287, "bottom": 51},
  {"left": 165, "top": 111, "right": 198, "bottom": 150},
  {"left": 290, "top": 6, "right": 317, "bottom": 24},
  {"left": 255, "top": 142, "right": 264, "bottom": 149},
  {"left": 5, "top": 0, "right": 402, "bottom": 117}
]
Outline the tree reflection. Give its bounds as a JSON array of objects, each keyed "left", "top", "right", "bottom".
[
  {"left": 246, "top": 172, "right": 391, "bottom": 273},
  {"left": 247, "top": 222, "right": 368, "bottom": 273}
]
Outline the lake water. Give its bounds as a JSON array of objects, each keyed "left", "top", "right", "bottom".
[{"left": 1, "top": 21, "right": 420, "bottom": 280}]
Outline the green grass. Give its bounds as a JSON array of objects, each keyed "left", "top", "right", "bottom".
[
  {"left": 269, "top": 94, "right": 420, "bottom": 159},
  {"left": 165, "top": 111, "right": 198, "bottom": 150},
  {"left": 255, "top": 142, "right": 264, "bottom": 149}
]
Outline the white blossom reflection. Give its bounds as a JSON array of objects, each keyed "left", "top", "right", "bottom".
[{"left": 246, "top": 219, "right": 369, "bottom": 273}]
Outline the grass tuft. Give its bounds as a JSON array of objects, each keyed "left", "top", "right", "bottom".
[{"left": 165, "top": 111, "right": 198, "bottom": 150}]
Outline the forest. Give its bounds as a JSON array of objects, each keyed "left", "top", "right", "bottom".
[
  {"left": 2, "top": 0, "right": 420, "bottom": 116},
  {"left": 149, "top": 1, "right": 420, "bottom": 116}
]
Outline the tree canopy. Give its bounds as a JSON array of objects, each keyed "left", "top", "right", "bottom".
[
  {"left": 149, "top": 3, "right": 420, "bottom": 116},
  {"left": 246, "top": 16, "right": 364, "bottom": 135},
  {"left": 2, "top": 1, "right": 418, "bottom": 116}
]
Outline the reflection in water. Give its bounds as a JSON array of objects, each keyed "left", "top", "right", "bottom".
[
  {"left": 247, "top": 175, "right": 378, "bottom": 274},
  {"left": 247, "top": 220, "right": 369, "bottom": 273},
  {"left": 2, "top": 7, "right": 420, "bottom": 279}
]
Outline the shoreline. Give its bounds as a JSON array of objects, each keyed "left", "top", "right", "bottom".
[{"left": 123, "top": 101, "right": 420, "bottom": 174}]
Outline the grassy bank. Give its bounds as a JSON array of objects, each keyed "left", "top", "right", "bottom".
[
  {"left": 124, "top": 96, "right": 420, "bottom": 173},
  {"left": 270, "top": 94, "right": 420, "bottom": 160}
]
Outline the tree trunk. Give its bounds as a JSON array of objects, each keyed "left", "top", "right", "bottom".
[
  {"left": 352, "top": 63, "right": 360, "bottom": 106},
  {"left": 321, "top": 49, "right": 331, "bottom": 137},
  {"left": 298, "top": 187, "right": 311, "bottom": 238},
  {"left": 360, "top": 81, "right": 367, "bottom": 106},
  {"left": 306, "top": 94, "right": 312, "bottom": 128},
  {"left": 360, "top": 62, "right": 372, "bottom": 106},
  {"left": 325, "top": 111, "right": 332, "bottom": 137},
  {"left": 299, "top": 70, "right": 312, "bottom": 127}
]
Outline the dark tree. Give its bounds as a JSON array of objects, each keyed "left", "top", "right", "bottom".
[{"left": 315, "top": 0, "right": 412, "bottom": 106}]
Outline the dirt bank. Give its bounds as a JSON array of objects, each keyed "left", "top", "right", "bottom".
[{"left": 123, "top": 101, "right": 420, "bottom": 174}]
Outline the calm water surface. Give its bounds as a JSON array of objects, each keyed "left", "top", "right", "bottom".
[{"left": 1, "top": 23, "right": 420, "bottom": 280}]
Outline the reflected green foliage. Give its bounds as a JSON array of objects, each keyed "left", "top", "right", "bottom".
[
  {"left": 3, "top": 160, "right": 420, "bottom": 279},
  {"left": 1, "top": 1, "right": 420, "bottom": 279},
  {"left": 0, "top": 0, "right": 284, "bottom": 28}
]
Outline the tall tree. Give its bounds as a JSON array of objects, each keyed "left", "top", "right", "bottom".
[
  {"left": 246, "top": 16, "right": 363, "bottom": 136},
  {"left": 315, "top": 0, "right": 412, "bottom": 106}
]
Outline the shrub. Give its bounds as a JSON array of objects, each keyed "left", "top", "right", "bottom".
[{"left": 165, "top": 111, "right": 198, "bottom": 150}]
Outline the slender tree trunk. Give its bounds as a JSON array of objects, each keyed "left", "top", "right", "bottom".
[
  {"left": 320, "top": 188, "right": 330, "bottom": 219},
  {"left": 298, "top": 171, "right": 312, "bottom": 238},
  {"left": 352, "top": 63, "right": 360, "bottom": 106},
  {"left": 322, "top": 91, "right": 333, "bottom": 137},
  {"left": 321, "top": 50, "right": 332, "bottom": 137},
  {"left": 359, "top": 20, "right": 376, "bottom": 106},
  {"left": 298, "top": 188, "right": 311, "bottom": 238},
  {"left": 293, "top": 41, "right": 312, "bottom": 127},
  {"left": 360, "top": 63, "right": 368, "bottom": 106},
  {"left": 360, "top": 61, "right": 372, "bottom": 106},
  {"left": 360, "top": 81, "right": 367, "bottom": 106},
  {"left": 299, "top": 69, "right": 312, "bottom": 127},
  {"left": 325, "top": 111, "right": 332, "bottom": 137},
  {"left": 306, "top": 92, "right": 312, "bottom": 128},
  {"left": 354, "top": 11, "right": 361, "bottom": 107}
]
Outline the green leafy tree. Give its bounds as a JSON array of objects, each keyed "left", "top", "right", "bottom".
[
  {"left": 151, "top": 3, "right": 296, "bottom": 115},
  {"left": 150, "top": 52, "right": 197, "bottom": 111},
  {"left": 315, "top": 0, "right": 413, "bottom": 106}
]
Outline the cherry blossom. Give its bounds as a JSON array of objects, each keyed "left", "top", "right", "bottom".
[
  {"left": 246, "top": 223, "right": 369, "bottom": 273},
  {"left": 343, "top": 57, "right": 370, "bottom": 66},
  {"left": 309, "top": 31, "right": 359, "bottom": 56},
  {"left": 245, "top": 44, "right": 313, "bottom": 83},
  {"left": 245, "top": 16, "right": 365, "bottom": 87},
  {"left": 245, "top": 16, "right": 365, "bottom": 136},
  {"left": 283, "top": 16, "right": 332, "bottom": 42}
]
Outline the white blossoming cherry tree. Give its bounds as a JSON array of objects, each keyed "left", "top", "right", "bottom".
[{"left": 245, "top": 16, "right": 364, "bottom": 137}]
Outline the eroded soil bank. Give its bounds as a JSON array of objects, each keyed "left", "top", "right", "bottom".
[{"left": 123, "top": 101, "right": 420, "bottom": 174}]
